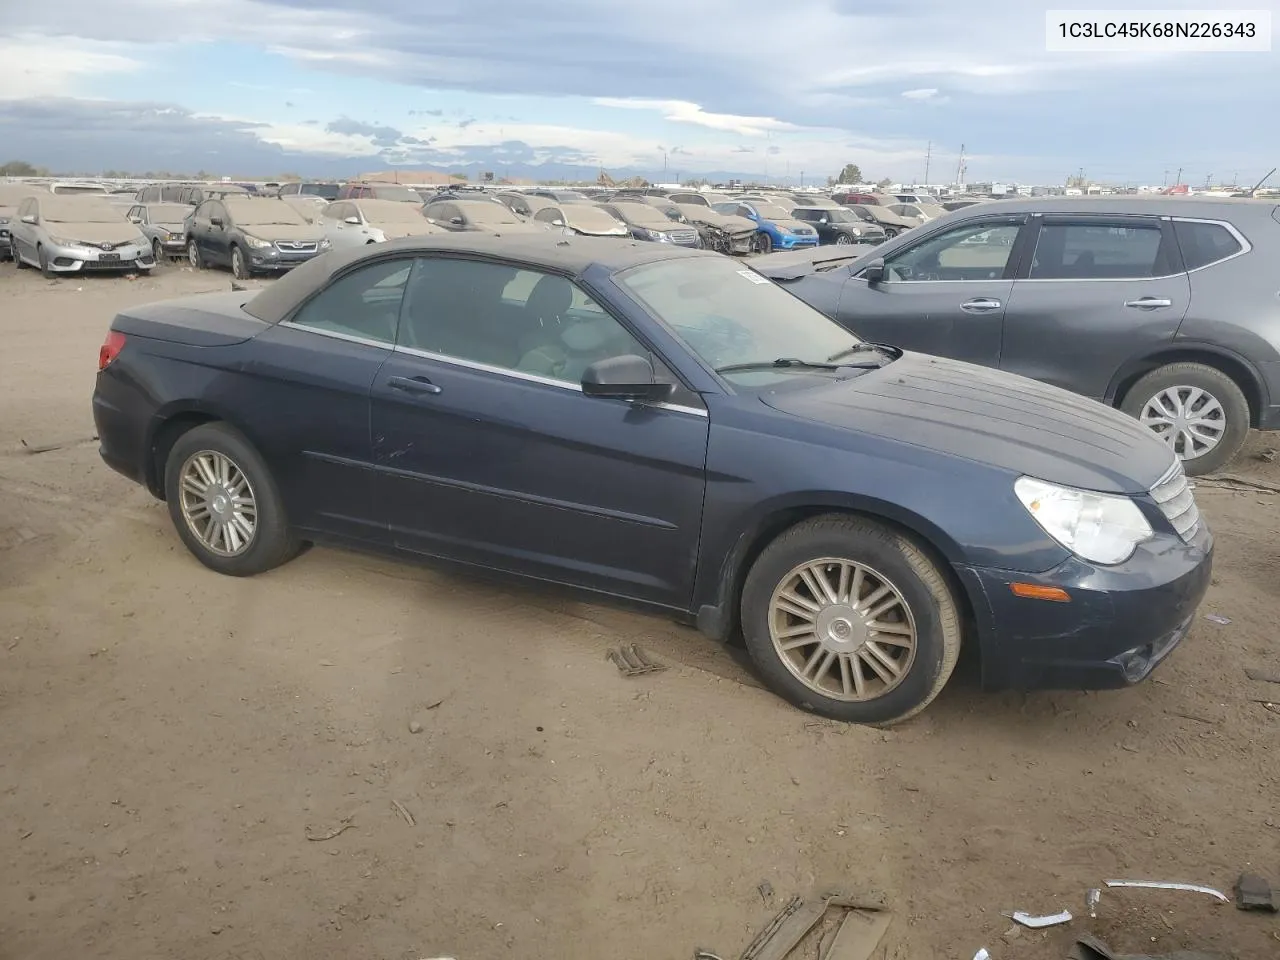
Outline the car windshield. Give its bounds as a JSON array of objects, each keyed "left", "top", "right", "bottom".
[
  {"left": 610, "top": 203, "right": 667, "bottom": 227},
  {"left": 751, "top": 202, "right": 793, "bottom": 221},
  {"left": 41, "top": 198, "right": 127, "bottom": 223},
  {"left": 227, "top": 201, "right": 308, "bottom": 226},
  {"left": 460, "top": 203, "right": 523, "bottom": 224},
  {"left": 616, "top": 257, "right": 868, "bottom": 386},
  {"left": 566, "top": 206, "right": 625, "bottom": 230},
  {"left": 370, "top": 186, "right": 421, "bottom": 202},
  {"left": 359, "top": 199, "right": 428, "bottom": 223},
  {"left": 150, "top": 203, "right": 191, "bottom": 223},
  {"left": 300, "top": 183, "right": 340, "bottom": 199},
  {"left": 844, "top": 205, "right": 873, "bottom": 220},
  {"left": 822, "top": 208, "right": 857, "bottom": 223}
]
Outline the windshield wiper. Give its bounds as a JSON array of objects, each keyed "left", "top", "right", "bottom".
[
  {"left": 826, "top": 342, "right": 896, "bottom": 363},
  {"left": 714, "top": 357, "right": 880, "bottom": 375}
]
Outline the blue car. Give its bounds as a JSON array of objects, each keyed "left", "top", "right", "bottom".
[
  {"left": 92, "top": 235, "right": 1210, "bottom": 725},
  {"left": 713, "top": 200, "right": 819, "bottom": 254}
]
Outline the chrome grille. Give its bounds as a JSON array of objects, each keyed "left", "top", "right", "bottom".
[
  {"left": 275, "top": 240, "right": 318, "bottom": 252},
  {"left": 1149, "top": 460, "right": 1201, "bottom": 541},
  {"left": 668, "top": 229, "right": 698, "bottom": 245}
]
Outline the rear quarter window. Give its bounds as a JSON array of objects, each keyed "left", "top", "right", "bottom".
[{"left": 1173, "top": 220, "right": 1244, "bottom": 271}]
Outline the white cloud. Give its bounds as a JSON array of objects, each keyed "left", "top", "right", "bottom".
[
  {"left": 902, "top": 88, "right": 940, "bottom": 101},
  {"left": 0, "top": 36, "right": 145, "bottom": 99},
  {"left": 591, "top": 98, "right": 798, "bottom": 136}
]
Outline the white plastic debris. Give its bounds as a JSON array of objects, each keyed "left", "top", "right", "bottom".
[
  {"left": 973, "top": 950, "right": 991, "bottom": 960},
  {"left": 1204, "top": 614, "right": 1232, "bottom": 625},
  {"left": 1007, "top": 909, "right": 1072, "bottom": 928},
  {"left": 1087, "top": 888, "right": 1101, "bottom": 918},
  {"left": 1103, "top": 880, "right": 1230, "bottom": 902}
]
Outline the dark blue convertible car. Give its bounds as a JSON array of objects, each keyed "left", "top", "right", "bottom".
[{"left": 92, "top": 235, "right": 1212, "bottom": 724}]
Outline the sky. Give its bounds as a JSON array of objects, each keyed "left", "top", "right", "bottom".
[{"left": 0, "top": 0, "right": 1276, "bottom": 185}]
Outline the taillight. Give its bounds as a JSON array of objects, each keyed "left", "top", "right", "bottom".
[{"left": 99, "top": 331, "right": 126, "bottom": 371}]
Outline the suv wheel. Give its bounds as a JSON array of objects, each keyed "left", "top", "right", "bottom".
[
  {"left": 188, "top": 239, "right": 203, "bottom": 270},
  {"left": 1121, "top": 362, "right": 1250, "bottom": 475},
  {"left": 740, "top": 515, "right": 961, "bottom": 725},
  {"left": 230, "top": 245, "right": 250, "bottom": 280}
]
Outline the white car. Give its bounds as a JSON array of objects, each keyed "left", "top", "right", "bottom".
[
  {"left": 9, "top": 194, "right": 153, "bottom": 276},
  {"left": 318, "top": 199, "right": 446, "bottom": 249}
]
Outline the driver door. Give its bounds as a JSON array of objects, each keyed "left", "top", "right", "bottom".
[
  {"left": 368, "top": 255, "right": 710, "bottom": 607},
  {"left": 834, "top": 215, "right": 1029, "bottom": 367}
]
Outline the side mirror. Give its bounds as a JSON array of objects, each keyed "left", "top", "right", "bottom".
[
  {"left": 861, "top": 257, "right": 886, "bottom": 283},
  {"left": 449, "top": 216, "right": 464, "bottom": 225},
  {"left": 344, "top": 216, "right": 361, "bottom": 225},
  {"left": 211, "top": 217, "right": 224, "bottom": 228},
  {"left": 21, "top": 214, "right": 36, "bottom": 225},
  {"left": 581, "top": 355, "right": 674, "bottom": 403}
]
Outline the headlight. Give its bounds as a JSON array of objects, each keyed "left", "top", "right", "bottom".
[
  {"left": 645, "top": 228, "right": 671, "bottom": 242},
  {"left": 0, "top": 218, "right": 9, "bottom": 226},
  {"left": 319, "top": 238, "right": 331, "bottom": 250},
  {"left": 1014, "top": 477, "right": 1153, "bottom": 565},
  {"left": 48, "top": 236, "right": 80, "bottom": 247},
  {"left": 168, "top": 231, "right": 184, "bottom": 240},
  {"left": 243, "top": 234, "right": 272, "bottom": 249}
]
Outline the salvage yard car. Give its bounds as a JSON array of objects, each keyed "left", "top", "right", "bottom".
[
  {"left": 596, "top": 200, "right": 701, "bottom": 246},
  {"left": 423, "top": 199, "right": 549, "bottom": 234},
  {"left": 757, "top": 196, "right": 1280, "bottom": 474},
  {"left": 713, "top": 199, "right": 819, "bottom": 254},
  {"left": 127, "top": 202, "right": 194, "bottom": 262},
  {"left": 186, "top": 197, "right": 329, "bottom": 279},
  {"left": 318, "top": 198, "right": 443, "bottom": 249},
  {"left": 791, "top": 205, "right": 887, "bottom": 245},
  {"left": 92, "top": 234, "right": 1211, "bottom": 726},
  {"left": 530, "top": 203, "right": 629, "bottom": 238},
  {"left": 10, "top": 194, "right": 154, "bottom": 276}
]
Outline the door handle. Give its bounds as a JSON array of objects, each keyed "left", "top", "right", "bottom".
[
  {"left": 960, "top": 297, "right": 1002, "bottom": 312},
  {"left": 387, "top": 375, "right": 442, "bottom": 395},
  {"left": 1124, "top": 297, "right": 1173, "bottom": 309}
]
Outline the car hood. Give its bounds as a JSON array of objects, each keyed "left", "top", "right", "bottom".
[
  {"left": 374, "top": 221, "right": 447, "bottom": 238},
  {"left": 45, "top": 222, "right": 146, "bottom": 244},
  {"left": 154, "top": 221, "right": 188, "bottom": 231},
  {"left": 751, "top": 246, "right": 871, "bottom": 280},
  {"left": 675, "top": 205, "right": 757, "bottom": 235},
  {"left": 240, "top": 223, "right": 325, "bottom": 242},
  {"left": 759, "top": 352, "right": 1175, "bottom": 494},
  {"left": 770, "top": 217, "right": 814, "bottom": 234},
  {"left": 475, "top": 221, "right": 550, "bottom": 234}
]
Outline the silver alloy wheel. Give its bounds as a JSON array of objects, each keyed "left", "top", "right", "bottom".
[
  {"left": 232, "top": 247, "right": 245, "bottom": 278},
  {"left": 188, "top": 241, "right": 199, "bottom": 268},
  {"left": 152, "top": 238, "right": 164, "bottom": 262},
  {"left": 835, "top": 233, "right": 853, "bottom": 245},
  {"left": 1139, "top": 386, "right": 1226, "bottom": 461},
  {"left": 768, "top": 558, "right": 917, "bottom": 701},
  {"left": 178, "top": 450, "right": 258, "bottom": 557}
]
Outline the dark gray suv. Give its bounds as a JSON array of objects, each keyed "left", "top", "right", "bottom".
[{"left": 759, "top": 197, "right": 1280, "bottom": 474}]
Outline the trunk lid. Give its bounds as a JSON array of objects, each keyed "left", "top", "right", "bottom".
[{"left": 110, "top": 291, "right": 268, "bottom": 347}]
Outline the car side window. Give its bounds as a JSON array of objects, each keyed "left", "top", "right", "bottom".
[
  {"left": 289, "top": 259, "right": 411, "bottom": 343},
  {"left": 398, "top": 258, "right": 660, "bottom": 387},
  {"left": 883, "top": 220, "right": 1021, "bottom": 281},
  {"left": 1173, "top": 220, "right": 1243, "bottom": 271},
  {"left": 1029, "top": 221, "right": 1173, "bottom": 280}
]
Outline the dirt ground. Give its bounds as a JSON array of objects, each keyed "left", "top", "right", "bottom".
[{"left": 1, "top": 263, "right": 1278, "bottom": 960}]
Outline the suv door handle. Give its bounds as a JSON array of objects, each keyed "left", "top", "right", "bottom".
[
  {"left": 960, "top": 297, "right": 1002, "bottom": 312},
  {"left": 1124, "top": 297, "right": 1173, "bottom": 309},
  {"left": 387, "top": 375, "right": 442, "bottom": 395}
]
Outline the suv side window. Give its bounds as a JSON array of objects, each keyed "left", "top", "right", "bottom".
[
  {"left": 1029, "top": 220, "right": 1173, "bottom": 279},
  {"left": 883, "top": 219, "right": 1022, "bottom": 281},
  {"left": 289, "top": 259, "right": 411, "bottom": 343},
  {"left": 398, "top": 258, "right": 669, "bottom": 389},
  {"left": 1173, "top": 220, "right": 1243, "bottom": 271}
]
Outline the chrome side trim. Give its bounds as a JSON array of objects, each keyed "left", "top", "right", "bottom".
[{"left": 277, "top": 320, "right": 395, "bottom": 351}]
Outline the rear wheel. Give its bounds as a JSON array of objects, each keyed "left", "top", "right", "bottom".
[
  {"left": 188, "top": 239, "right": 203, "bottom": 270},
  {"left": 163, "top": 422, "right": 300, "bottom": 576},
  {"left": 740, "top": 515, "right": 961, "bottom": 725},
  {"left": 1120, "top": 362, "right": 1250, "bottom": 475}
]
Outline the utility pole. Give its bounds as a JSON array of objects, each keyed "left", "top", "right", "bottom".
[
  {"left": 1163, "top": 169, "right": 1169, "bottom": 187},
  {"left": 1175, "top": 166, "right": 1182, "bottom": 185},
  {"left": 955, "top": 143, "right": 965, "bottom": 185},
  {"left": 924, "top": 141, "right": 931, "bottom": 184}
]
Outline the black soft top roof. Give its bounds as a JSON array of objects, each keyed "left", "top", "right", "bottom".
[{"left": 244, "top": 233, "right": 713, "bottom": 324}]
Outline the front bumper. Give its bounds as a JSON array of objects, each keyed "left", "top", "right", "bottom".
[
  {"left": 776, "top": 234, "right": 819, "bottom": 250},
  {"left": 46, "top": 244, "right": 154, "bottom": 272},
  {"left": 958, "top": 526, "right": 1213, "bottom": 691},
  {"left": 247, "top": 244, "right": 324, "bottom": 271}
]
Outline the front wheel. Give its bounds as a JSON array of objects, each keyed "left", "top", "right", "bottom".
[
  {"left": 12, "top": 241, "right": 25, "bottom": 269},
  {"left": 1120, "top": 362, "right": 1250, "bottom": 475},
  {"left": 188, "top": 239, "right": 203, "bottom": 270},
  {"left": 152, "top": 238, "right": 165, "bottom": 264},
  {"left": 38, "top": 245, "right": 55, "bottom": 279},
  {"left": 754, "top": 232, "right": 773, "bottom": 255},
  {"left": 230, "top": 245, "right": 250, "bottom": 280},
  {"left": 740, "top": 515, "right": 961, "bottom": 725},
  {"left": 163, "top": 422, "right": 300, "bottom": 576},
  {"left": 835, "top": 233, "right": 853, "bottom": 245},
  {"left": 883, "top": 227, "right": 899, "bottom": 239}
]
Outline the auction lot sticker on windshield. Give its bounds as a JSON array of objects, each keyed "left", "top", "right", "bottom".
[
  {"left": 737, "top": 269, "right": 770, "bottom": 284},
  {"left": 1045, "top": 10, "right": 1272, "bottom": 51}
]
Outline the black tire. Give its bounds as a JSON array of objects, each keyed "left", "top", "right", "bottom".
[
  {"left": 230, "top": 245, "right": 250, "bottom": 280},
  {"left": 188, "top": 239, "right": 203, "bottom": 270},
  {"left": 163, "top": 422, "right": 300, "bottom": 576},
  {"left": 835, "top": 233, "right": 853, "bottom": 245},
  {"left": 883, "top": 227, "right": 899, "bottom": 239},
  {"left": 1119, "top": 362, "right": 1250, "bottom": 476},
  {"left": 740, "top": 514, "right": 961, "bottom": 725},
  {"left": 12, "top": 241, "right": 25, "bottom": 269},
  {"left": 38, "top": 245, "right": 55, "bottom": 279},
  {"left": 755, "top": 232, "right": 773, "bottom": 255},
  {"left": 152, "top": 238, "right": 165, "bottom": 264}
]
